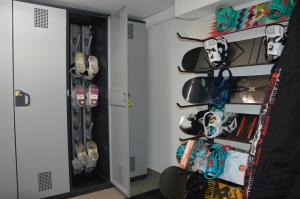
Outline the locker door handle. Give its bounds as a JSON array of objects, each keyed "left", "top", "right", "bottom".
[
  {"left": 24, "top": 92, "right": 31, "bottom": 106},
  {"left": 15, "top": 90, "right": 31, "bottom": 107}
]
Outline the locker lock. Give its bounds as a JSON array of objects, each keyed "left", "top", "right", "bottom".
[{"left": 15, "top": 90, "right": 31, "bottom": 107}]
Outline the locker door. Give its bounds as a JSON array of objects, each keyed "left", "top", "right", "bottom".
[
  {"left": 0, "top": 0, "right": 18, "bottom": 198},
  {"left": 109, "top": 7, "right": 130, "bottom": 197},
  {"left": 13, "top": 2, "right": 70, "bottom": 198}
]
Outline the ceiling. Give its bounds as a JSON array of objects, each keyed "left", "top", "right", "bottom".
[{"left": 31, "top": 0, "right": 174, "bottom": 20}]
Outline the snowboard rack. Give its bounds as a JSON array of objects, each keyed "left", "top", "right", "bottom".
[
  {"left": 176, "top": 102, "right": 208, "bottom": 109},
  {"left": 177, "top": 32, "right": 204, "bottom": 43},
  {"left": 177, "top": 66, "right": 212, "bottom": 74},
  {"left": 179, "top": 135, "right": 202, "bottom": 142},
  {"left": 177, "top": 101, "right": 263, "bottom": 109}
]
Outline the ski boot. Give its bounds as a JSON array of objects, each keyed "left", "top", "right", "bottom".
[
  {"left": 86, "top": 84, "right": 99, "bottom": 108},
  {"left": 75, "top": 143, "right": 89, "bottom": 167},
  {"left": 74, "top": 84, "right": 85, "bottom": 107},
  {"left": 75, "top": 52, "right": 86, "bottom": 76},
  {"left": 86, "top": 56, "right": 99, "bottom": 80},
  {"left": 85, "top": 141, "right": 99, "bottom": 173},
  {"left": 72, "top": 143, "right": 89, "bottom": 174}
]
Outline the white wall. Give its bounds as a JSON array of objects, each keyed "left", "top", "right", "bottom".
[
  {"left": 146, "top": 18, "right": 200, "bottom": 172},
  {"left": 146, "top": 6, "right": 274, "bottom": 173}
]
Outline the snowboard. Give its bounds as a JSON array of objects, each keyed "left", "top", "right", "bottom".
[
  {"left": 179, "top": 37, "right": 271, "bottom": 73},
  {"left": 210, "top": 2, "right": 293, "bottom": 38},
  {"left": 176, "top": 140, "right": 249, "bottom": 185},
  {"left": 182, "top": 75, "right": 270, "bottom": 105},
  {"left": 180, "top": 110, "right": 258, "bottom": 143}
]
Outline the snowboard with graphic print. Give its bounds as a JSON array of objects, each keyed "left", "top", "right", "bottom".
[
  {"left": 208, "top": 1, "right": 293, "bottom": 38},
  {"left": 179, "top": 110, "right": 258, "bottom": 143},
  {"left": 176, "top": 139, "right": 249, "bottom": 185},
  {"left": 179, "top": 37, "right": 274, "bottom": 73},
  {"left": 176, "top": 1, "right": 293, "bottom": 42}
]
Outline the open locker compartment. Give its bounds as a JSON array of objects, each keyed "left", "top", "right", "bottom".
[{"left": 68, "top": 11, "right": 110, "bottom": 191}]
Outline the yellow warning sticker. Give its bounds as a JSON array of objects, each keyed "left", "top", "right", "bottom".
[{"left": 128, "top": 97, "right": 133, "bottom": 108}]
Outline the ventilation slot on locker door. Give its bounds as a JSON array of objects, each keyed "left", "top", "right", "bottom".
[
  {"left": 128, "top": 24, "right": 134, "bottom": 39},
  {"left": 130, "top": 156, "right": 135, "bottom": 172},
  {"left": 34, "top": 8, "right": 48, "bottom": 28},
  {"left": 38, "top": 171, "right": 53, "bottom": 192}
]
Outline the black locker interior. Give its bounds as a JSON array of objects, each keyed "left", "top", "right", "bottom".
[{"left": 67, "top": 11, "right": 110, "bottom": 192}]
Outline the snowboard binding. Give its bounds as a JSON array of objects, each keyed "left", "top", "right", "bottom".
[
  {"left": 211, "top": 68, "right": 235, "bottom": 108},
  {"left": 179, "top": 112, "right": 207, "bottom": 136},
  {"left": 265, "top": 24, "right": 287, "bottom": 61},
  {"left": 204, "top": 144, "right": 228, "bottom": 180},
  {"left": 204, "top": 37, "right": 228, "bottom": 68},
  {"left": 184, "top": 172, "right": 208, "bottom": 199},
  {"left": 200, "top": 108, "right": 225, "bottom": 139}
]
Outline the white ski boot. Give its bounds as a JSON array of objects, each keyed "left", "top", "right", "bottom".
[
  {"left": 75, "top": 84, "right": 85, "bottom": 107},
  {"left": 75, "top": 143, "right": 89, "bottom": 167},
  {"left": 85, "top": 141, "right": 99, "bottom": 172},
  {"left": 86, "top": 56, "right": 99, "bottom": 80},
  {"left": 86, "top": 84, "right": 99, "bottom": 108},
  {"left": 75, "top": 52, "right": 86, "bottom": 76}
]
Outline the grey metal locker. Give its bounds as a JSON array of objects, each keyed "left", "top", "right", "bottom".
[
  {"left": 128, "top": 22, "right": 147, "bottom": 178},
  {"left": 109, "top": 7, "right": 131, "bottom": 197},
  {"left": 0, "top": 0, "right": 18, "bottom": 198},
  {"left": 13, "top": 2, "right": 70, "bottom": 198}
]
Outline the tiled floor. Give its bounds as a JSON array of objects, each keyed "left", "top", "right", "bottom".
[
  {"left": 71, "top": 169, "right": 160, "bottom": 199},
  {"left": 70, "top": 188, "right": 125, "bottom": 199},
  {"left": 131, "top": 169, "right": 160, "bottom": 196}
]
